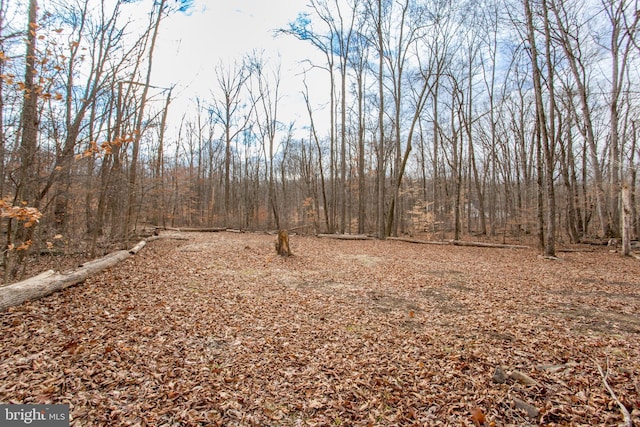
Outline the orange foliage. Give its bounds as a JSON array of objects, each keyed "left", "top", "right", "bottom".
[{"left": 0, "top": 198, "right": 42, "bottom": 228}]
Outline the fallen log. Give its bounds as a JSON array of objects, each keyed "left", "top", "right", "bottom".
[
  {"left": 451, "top": 240, "right": 530, "bottom": 249},
  {"left": 388, "top": 237, "right": 529, "bottom": 249},
  {"left": 387, "top": 237, "right": 449, "bottom": 245},
  {"left": 0, "top": 242, "right": 144, "bottom": 312},
  {"left": 146, "top": 234, "right": 190, "bottom": 242},
  {"left": 129, "top": 241, "right": 146, "bottom": 254},
  {"left": 578, "top": 238, "right": 609, "bottom": 246},
  {"left": 317, "top": 234, "right": 374, "bottom": 240},
  {"left": 177, "top": 227, "right": 227, "bottom": 232},
  {"left": 149, "top": 226, "right": 227, "bottom": 233}
]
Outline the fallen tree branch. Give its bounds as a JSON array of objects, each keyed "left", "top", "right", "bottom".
[
  {"left": 129, "top": 241, "right": 146, "bottom": 254},
  {"left": 593, "top": 357, "right": 633, "bottom": 427},
  {"left": 146, "top": 234, "right": 190, "bottom": 242},
  {"left": 387, "top": 237, "right": 529, "bottom": 249},
  {"left": 177, "top": 227, "right": 227, "bottom": 232},
  {"left": 451, "top": 240, "right": 530, "bottom": 249},
  {"left": 317, "top": 234, "right": 375, "bottom": 240},
  {"left": 149, "top": 225, "right": 227, "bottom": 233},
  {"left": 388, "top": 237, "right": 450, "bottom": 245},
  {"left": 0, "top": 242, "right": 146, "bottom": 312}
]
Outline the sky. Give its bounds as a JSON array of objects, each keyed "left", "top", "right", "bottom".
[{"left": 149, "top": 0, "right": 328, "bottom": 136}]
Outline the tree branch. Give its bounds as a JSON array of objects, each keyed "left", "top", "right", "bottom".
[{"left": 593, "top": 357, "right": 633, "bottom": 427}]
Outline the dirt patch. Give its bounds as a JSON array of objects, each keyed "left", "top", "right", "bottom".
[
  {"left": 546, "top": 304, "right": 640, "bottom": 335},
  {"left": 366, "top": 290, "right": 422, "bottom": 313}
]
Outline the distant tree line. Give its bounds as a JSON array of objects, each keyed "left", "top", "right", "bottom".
[{"left": 0, "top": 0, "right": 638, "bottom": 280}]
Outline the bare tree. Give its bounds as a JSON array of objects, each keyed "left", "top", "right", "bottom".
[
  {"left": 601, "top": 0, "right": 638, "bottom": 238},
  {"left": 524, "top": 0, "right": 556, "bottom": 256},
  {"left": 549, "top": 0, "right": 610, "bottom": 237},
  {"left": 281, "top": 7, "right": 338, "bottom": 232},
  {"left": 249, "top": 53, "right": 283, "bottom": 230},
  {"left": 375, "top": 0, "right": 386, "bottom": 238},
  {"left": 382, "top": 0, "right": 432, "bottom": 237},
  {"left": 210, "top": 59, "right": 252, "bottom": 226},
  {"left": 126, "top": 0, "right": 167, "bottom": 242},
  {"left": 302, "top": 77, "right": 331, "bottom": 232}
]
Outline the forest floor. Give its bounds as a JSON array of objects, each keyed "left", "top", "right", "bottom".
[{"left": 1, "top": 231, "right": 639, "bottom": 426}]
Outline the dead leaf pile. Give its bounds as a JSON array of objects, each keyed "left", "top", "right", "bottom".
[{"left": 1, "top": 232, "right": 639, "bottom": 426}]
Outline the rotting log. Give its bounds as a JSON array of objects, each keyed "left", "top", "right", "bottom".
[
  {"left": 451, "top": 240, "right": 530, "bottom": 249},
  {"left": 146, "top": 234, "right": 190, "bottom": 242},
  {"left": 317, "top": 234, "right": 374, "bottom": 240},
  {"left": 557, "top": 247, "right": 595, "bottom": 253},
  {"left": 77, "top": 249, "right": 131, "bottom": 269},
  {"left": 129, "top": 241, "right": 146, "bottom": 254},
  {"left": 0, "top": 242, "right": 145, "bottom": 312},
  {"left": 177, "top": 227, "right": 227, "bottom": 232},
  {"left": 388, "top": 237, "right": 529, "bottom": 249},
  {"left": 150, "top": 226, "right": 227, "bottom": 233},
  {"left": 387, "top": 237, "right": 449, "bottom": 245}
]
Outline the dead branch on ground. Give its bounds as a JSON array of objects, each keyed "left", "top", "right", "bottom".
[{"left": 593, "top": 357, "right": 633, "bottom": 427}]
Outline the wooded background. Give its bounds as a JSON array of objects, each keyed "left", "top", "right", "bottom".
[{"left": 1, "top": 0, "right": 638, "bottom": 281}]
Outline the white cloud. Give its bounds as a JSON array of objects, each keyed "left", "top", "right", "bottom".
[{"left": 149, "top": 0, "right": 329, "bottom": 136}]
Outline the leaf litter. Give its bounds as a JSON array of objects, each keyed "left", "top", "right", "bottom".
[{"left": 1, "top": 232, "right": 639, "bottom": 426}]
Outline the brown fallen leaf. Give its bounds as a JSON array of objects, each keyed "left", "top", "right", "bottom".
[
  {"left": 470, "top": 407, "right": 486, "bottom": 425},
  {"left": 1, "top": 234, "right": 639, "bottom": 427},
  {"left": 509, "top": 370, "right": 541, "bottom": 387}
]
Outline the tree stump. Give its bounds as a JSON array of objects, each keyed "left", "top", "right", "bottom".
[{"left": 275, "top": 230, "right": 292, "bottom": 257}]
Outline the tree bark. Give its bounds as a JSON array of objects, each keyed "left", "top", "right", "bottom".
[
  {"left": 525, "top": 0, "right": 555, "bottom": 257},
  {"left": 16, "top": 0, "right": 38, "bottom": 208},
  {"left": 621, "top": 183, "right": 632, "bottom": 256},
  {"left": 9, "top": 0, "right": 39, "bottom": 280},
  {"left": 376, "top": 0, "right": 386, "bottom": 239}
]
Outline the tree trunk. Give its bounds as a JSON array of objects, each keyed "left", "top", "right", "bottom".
[
  {"left": 621, "top": 183, "right": 632, "bottom": 256},
  {"left": 550, "top": 0, "right": 610, "bottom": 237},
  {"left": 631, "top": 121, "right": 639, "bottom": 238},
  {"left": 541, "top": 0, "right": 557, "bottom": 257},
  {"left": 9, "top": 0, "right": 39, "bottom": 280},
  {"left": 525, "top": 0, "right": 555, "bottom": 257},
  {"left": 127, "top": 0, "right": 166, "bottom": 241},
  {"left": 357, "top": 72, "right": 366, "bottom": 234},
  {"left": 376, "top": 0, "right": 385, "bottom": 239},
  {"left": 16, "top": 0, "right": 38, "bottom": 208}
]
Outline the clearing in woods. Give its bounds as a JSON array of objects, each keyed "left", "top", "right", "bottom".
[{"left": 1, "top": 232, "right": 639, "bottom": 426}]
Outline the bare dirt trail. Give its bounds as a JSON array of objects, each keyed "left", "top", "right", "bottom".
[{"left": 1, "top": 232, "right": 639, "bottom": 426}]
